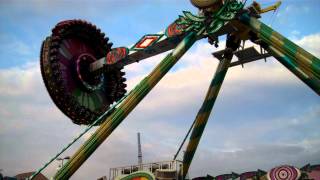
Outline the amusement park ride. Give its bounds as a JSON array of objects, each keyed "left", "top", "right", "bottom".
[{"left": 30, "top": 0, "right": 319, "bottom": 179}]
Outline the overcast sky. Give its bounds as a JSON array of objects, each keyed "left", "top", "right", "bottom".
[{"left": 0, "top": 0, "right": 319, "bottom": 179}]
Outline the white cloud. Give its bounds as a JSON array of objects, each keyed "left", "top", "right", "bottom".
[
  {"left": 295, "top": 33, "right": 320, "bottom": 57},
  {"left": 0, "top": 62, "right": 42, "bottom": 96}
]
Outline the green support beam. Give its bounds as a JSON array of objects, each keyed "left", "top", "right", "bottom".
[
  {"left": 54, "top": 32, "right": 198, "bottom": 180},
  {"left": 267, "top": 45, "right": 320, "bottom": 95},
  {"left": 239, "top": 14, "right": 320, "bottom": 95},
  {"left": 181, "top": 52, "right": 232, "bottom": 179}
]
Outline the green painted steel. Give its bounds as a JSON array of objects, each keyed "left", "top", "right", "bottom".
[
  {"left": 53, "top": 32, "right": 198, "bottom": 180},
  {"left": 177, "top": 0, "right": 243, "bottom": 36},
  {"left": 239, "top": 13, "right": 320, "bottom": 95},
  {"left": 239, "top": 14, "right": 320, "bottom": 93},
  {"left": 266, "top": 45, "right": 320, "bottom": 95},
  {"left": 181, "top": 55, "right": 232, "bottom": 179}
]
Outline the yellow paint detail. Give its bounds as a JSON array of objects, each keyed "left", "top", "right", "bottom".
[
  {"left": 147, "top": 68, "right": 162, "bottom": 85},
  {"left": 193, "top": 114, "right": 209, "bottom": 127},
  {"left": 270, "top": 31, "right": 284, "bottom": 47},
  {"left": 207, "top": 87, "right": 219, "bottom": 100},
  {"left": 186, "top": 137, "right": 201, "bottom": 151},
  {"left": 259, "top": 1, "right": 282, "bottom": 14}
]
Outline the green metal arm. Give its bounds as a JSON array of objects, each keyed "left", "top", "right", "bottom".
[
  {"left": 54, "top": 32, "right": 198, "bottom": 180},
  {"left": 181, "top": 51, "right": 233, "bottom": 179},
  {"left": 266, "top": 45, "right": 320, "bottom": 95},
  {"left": 239, "top": 14, "right": 320, "bottom": 95}
]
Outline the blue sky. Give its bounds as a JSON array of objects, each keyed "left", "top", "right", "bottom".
[{"left": 0, "top": 0, "right": 319, "bottom": 179}]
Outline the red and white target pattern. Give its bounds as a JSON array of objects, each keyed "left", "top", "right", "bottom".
[{"left": 268, "top": 165, "right": 301, "bottom": 180}]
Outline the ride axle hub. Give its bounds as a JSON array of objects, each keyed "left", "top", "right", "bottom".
[{"left": 76, "top": 53, "right": 103, "bottom": 92}]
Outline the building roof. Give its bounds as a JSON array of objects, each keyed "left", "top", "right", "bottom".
[{"left": 14, "top": 172, "right": 48, "bottom": 180}]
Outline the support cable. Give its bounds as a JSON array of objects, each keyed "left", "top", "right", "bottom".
[{"left": 173, "top": 118, "right": 196, "bottom": 160}]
